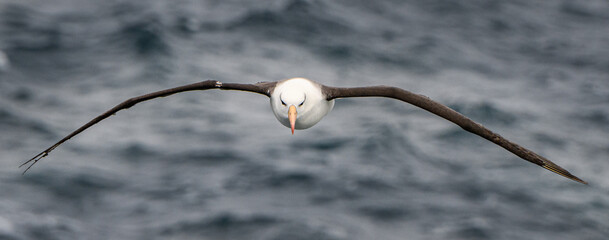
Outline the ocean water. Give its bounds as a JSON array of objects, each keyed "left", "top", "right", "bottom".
[{"left": 1, "top": 0, "right": 608, "bottom": 239}]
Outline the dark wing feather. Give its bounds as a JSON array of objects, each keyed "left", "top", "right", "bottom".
[
  {"left": 21, "top": 80, "right": 276, "bottom": 173},
  {"left": 322, "top": 85, "right": 587, "bottom": 184}
]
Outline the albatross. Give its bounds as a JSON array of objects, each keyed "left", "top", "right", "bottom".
[{"left": 21, "top": 77, "right": 587, "bottom": 184}]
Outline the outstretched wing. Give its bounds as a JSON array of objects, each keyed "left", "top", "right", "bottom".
[
  {"left": 21, "top": 80, "right": 277, "bottom": 173},
  {"left": 322, "top": 85, "right": 587, "bottom": 184}
]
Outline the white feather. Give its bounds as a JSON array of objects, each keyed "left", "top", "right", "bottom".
[{"left": 270, "top": 78, "right": 334, "bottom": 130}]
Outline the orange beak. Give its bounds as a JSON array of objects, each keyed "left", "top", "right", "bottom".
[{"left": 288, "top": 105, "right": 297, "bottom": 135}]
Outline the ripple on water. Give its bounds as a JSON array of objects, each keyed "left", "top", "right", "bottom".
[
  {"left": 24, "top": 169, "right": 123, "bottom": 201},
  {"left": 356, "top": 204, "right": 413, "bottom": 222},
  {"left": 159, "top": 212, "right": 278, "bottom": 238}
]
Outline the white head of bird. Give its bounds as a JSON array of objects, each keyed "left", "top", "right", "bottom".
[{"left": 270, "top": 78, "right": 335, "bottom": 134}]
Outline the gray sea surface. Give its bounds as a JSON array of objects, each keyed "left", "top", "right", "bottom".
[{"left": 1, "top": 0, "right": 608, "bottom": 239}]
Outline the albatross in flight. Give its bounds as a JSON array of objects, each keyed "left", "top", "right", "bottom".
[{"left": 21, "top": 78, "right": 587, "bottom": 184}]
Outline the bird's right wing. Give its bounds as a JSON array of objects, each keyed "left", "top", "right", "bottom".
[{"left": 21, "top": 80, "right": 277, "bottom": 173}]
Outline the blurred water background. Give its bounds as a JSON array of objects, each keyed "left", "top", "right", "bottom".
[{"left": 1, "top": 0, "right": 608, "bottom": 239}]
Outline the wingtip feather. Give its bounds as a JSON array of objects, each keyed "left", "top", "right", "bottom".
[{"left": 542, "top": 163, "right": 587, "bottom": 185}]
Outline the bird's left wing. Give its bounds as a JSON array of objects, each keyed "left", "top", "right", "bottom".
[
  {"left": 322, "top": 85, "right": 587, "bottom": 184},
  {"left": 21, "top": 80, "right": 277, "bottom": 173}
]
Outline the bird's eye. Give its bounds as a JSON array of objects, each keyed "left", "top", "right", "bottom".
[
  {"left": 281, "top": 99, "right": 286, "bottom": 106},
  {"left": 298, "top": 101, "right": 304, "bottom": 107}
]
